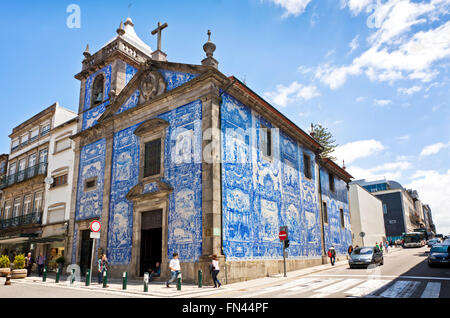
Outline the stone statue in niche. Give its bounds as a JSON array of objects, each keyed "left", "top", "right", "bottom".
[{"left": 139, "top": 69, "right": 166, "bottom": 103}]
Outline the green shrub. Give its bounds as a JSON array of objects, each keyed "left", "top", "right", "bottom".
[
  {"left": 55, "top": 256, "right": 65, "bottom": 264},
  {"left": 0, "top": 255, "right": 10, "bottom": 268},
  {"left": 13, "top": 254, "right": 26, "bottom": 269}
]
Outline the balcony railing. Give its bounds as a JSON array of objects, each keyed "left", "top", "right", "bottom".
[
  {"left": 0, "top": 211, "right": 43, "bottom": 230},
  {"left": 0, "top": 163, "right": 47, "bottom": 189}
]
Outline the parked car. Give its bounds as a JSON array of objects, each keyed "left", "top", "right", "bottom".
[
  {"left": 349, "top": 246, "right": 384, "bottom": 268},
  {"left": 427, "top": 238, "right": 441, "bottom": 247},
  {"left": 428, "top": 244, "right": 450, "bottom": 267}
]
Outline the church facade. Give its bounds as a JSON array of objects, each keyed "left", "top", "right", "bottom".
[{"left": 66, "top": 18, "right": 353, "bottom": 283}]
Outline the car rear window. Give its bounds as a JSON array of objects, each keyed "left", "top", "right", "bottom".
[
  {"left": 430, "top": 245, "right": 449, "bottom": 253},
  {"left": 353, "top": 248, "right": 373, "bottom": 255}
]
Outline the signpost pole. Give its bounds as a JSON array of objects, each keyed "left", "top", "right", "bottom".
[
  {"left": 283, "top": 244, "right": 286, "bottom": 278},
  {"left": 90, "top": 238, "right": 95, "bottom": 286}
]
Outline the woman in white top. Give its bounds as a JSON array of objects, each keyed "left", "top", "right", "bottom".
[{"left": 211, "top": 254, "right": 221, "bottom": 288}]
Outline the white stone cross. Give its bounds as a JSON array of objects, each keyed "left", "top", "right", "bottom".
[{"left": 151, "top": 22, "right": 168, "bottom": 52}]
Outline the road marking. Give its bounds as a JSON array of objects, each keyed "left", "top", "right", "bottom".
[
  {"left": 309, "top": 279, "right": 363, "bottom": 298},
  {"left": 421, "top": 282, "right": 441, "bottom": 298},
  {"left": 309, "top": 274, "right": 450, "bottom": 281},
  {"left": 233, "top": 278, "right": 319, "bottom": 298},
  {"left": 287, "top": 278, "right": 340, "bottom": 293},
  {"left": 380, "top": 280, "right": 420, "bottom": 298},
  {"left": 344, "top": 279, "right": 390, "bottom": 297}
]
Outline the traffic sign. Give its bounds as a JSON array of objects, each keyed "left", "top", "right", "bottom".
[
  {"left": 90, "top": 232, "right": 100, "bottom": 239},
  {"left": 279, "top": 231, "right": 287, "bottom": 241},
  {"left": 90, "top": 220, "right": 101, "bottom": 232}
]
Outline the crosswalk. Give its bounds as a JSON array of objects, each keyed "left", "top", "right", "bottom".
[{"left": 239, "top": 277, "right": 444, "bottom": 298}]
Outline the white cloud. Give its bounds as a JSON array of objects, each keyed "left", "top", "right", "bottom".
[
  {"left": 316, "top": 0, "right": 450, "bottom": 89},
  {"left": 395, "top": 135, "right": 410, "bottom": 143},
  {"left": 406, "top": 169, "right": 450, "bottom": 235},
  {"left": 332, "top": 139, "right": 385, "bottom": 164},
  {"left": 349, "top": 34, "right": 360, "bottom": 53},
  {"left": 419, "top": 141, "right": 450, "bottom": 157},
  {"left": 267, "top": 0, "right": 313, "bottom": 17},
  {"left": 347, "top": 160, "right": 412, "bottom": 181},
  {"left": 356, "top": 96, "right": 367, "bottom": 102},
  {"left": 263, "top": 81, "right": 320, "bottom": 107},
  {"left": 398, "top": 85, "right": 422, "bottom": 95},
  {"left": 373, "top": 99, "right": 392, "bottom": 106}
]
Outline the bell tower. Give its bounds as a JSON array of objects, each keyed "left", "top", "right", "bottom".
[{"left": 74, "top": 18, "right": 153, "bottom": 131}]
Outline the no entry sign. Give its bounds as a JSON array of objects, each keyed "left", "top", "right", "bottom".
[
  {"left": 279, "top": 231, "right": 287, "bottom": 241},
  {"left": 90, "top": 220, "right": 101, "bottom": 233}
]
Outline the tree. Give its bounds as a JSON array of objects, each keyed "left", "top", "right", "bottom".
[{"left": 311, "top": 123, "right": 338, "bottom": 160}]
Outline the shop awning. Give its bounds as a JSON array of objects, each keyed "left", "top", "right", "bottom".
[
  {"left": 0, "top": 233, "right": 38, "bottom": 244},
  {"left": 27, "top": 235, "right": 65, "bottom": 244}
]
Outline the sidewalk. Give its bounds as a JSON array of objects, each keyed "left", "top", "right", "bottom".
[{"left": 3, "top": 248, "right": 404, "bottom": 298}]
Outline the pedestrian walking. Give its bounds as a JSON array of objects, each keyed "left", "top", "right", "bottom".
[
  {"left": 166, "top": 252, "right": 180, "bottom": 288},
  {"left": 385, "top": 241, "right": 389, "bottom": 253},
  {"left": 210, "top": 254, "right": 221, "bottom": 288},
  {"left": 327, "top": 246, "right": 336, "bottom": 266},
  {"left": 36, "top": 253, "right": 46, "bottom": 277},
  {"left": 25, "top": 252, "right": 34, "bottom": 277},
  {"left": 97, "top": 254, "right": 108, "bottom": 284},
  {"left": 379, "top": 242, "right": 383, "bottom": 253}
]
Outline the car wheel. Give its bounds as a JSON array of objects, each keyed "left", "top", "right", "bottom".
[
  {"left": 428, "top": 262, "right": 434, "bottom": 267},
  {"left": 380, "top": 258, "right": 384, "bottom": 265}
]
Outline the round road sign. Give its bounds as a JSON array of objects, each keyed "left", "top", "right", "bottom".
[
  {"left": 90, "top": 220, "right": 101, "bottom": 233},
  {"left": 279, "top": 231, "right": 287, "bottom": 241}
]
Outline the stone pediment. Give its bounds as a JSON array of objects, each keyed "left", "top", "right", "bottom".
[
  {"left": 98, "top": 61, "right": 209, "bottom": 123},
  {"left": 134, "top": 118, "right": 169, "bottom": 136},
  {"left": 126, "top": 180, "right": 173, "bottom": 201}
]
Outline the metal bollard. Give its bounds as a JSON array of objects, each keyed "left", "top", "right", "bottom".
[
  {"left": 143, "top": 272, "right": 149, "bottom": 292},
  {"left": 102, "top": 270, "right": 108, "bottom": 288},
  {"left": 198, "top": 270, "right": 202, "bottom": 288},
  {"left": 71, "top": 268, "right": 75, "bottom": 285},
  {"left": 177, "top": 273, "right": 182, "bottom": 291},
  {"left": 122, "top": 272, "right": 127, "bottom": 290},
  {"left": 86, "top": 269, "right": 91, "bottom": 286},
  {"left": 42, "top": 267, "right": 47, "bottom": 282},
  {"left": 55, "top": 268, "right": 60, "bottom": 283}
]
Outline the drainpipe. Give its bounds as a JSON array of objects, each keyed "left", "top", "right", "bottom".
[{"left": 316, "top": 155, "right": 327, "bottom": 264}]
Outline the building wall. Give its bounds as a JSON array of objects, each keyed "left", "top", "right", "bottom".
[
  {"left": 374, "top": 191, "right": 406, "bottom": 241},
  {"left": 349, "top": 184, "right": 386, "bottom": 247},
  {"left": 320, "top": 168, "right": 352, "bottom": 254},
  {"left": 220, "top": 92, "right": 323, "bottom": 261}
]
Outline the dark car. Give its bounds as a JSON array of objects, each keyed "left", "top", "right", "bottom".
[
  {"left": 427, "top": 238, "right": 441, "bottom": 247},
  {"left": 428, "top": 244, "right": 450, "bottom": 267},
  {"left": 349, "top": 246, "right": 384, "bottom": 268}
]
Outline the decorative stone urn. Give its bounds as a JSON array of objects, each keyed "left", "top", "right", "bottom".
[
  {"left": 11, "top": 269, "right": 27, "bottom": 279},
  {"left": 0, "top": 268, "right": 11, "bottom": 277}
]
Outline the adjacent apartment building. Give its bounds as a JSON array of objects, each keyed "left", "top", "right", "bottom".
[
  {"left": 0, "top": 103, "right": 77, "bottom": 268},
  {"left": 352, "top": 179, "right": 431, "bottom": 242}
]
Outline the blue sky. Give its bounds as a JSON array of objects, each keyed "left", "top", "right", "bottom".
[{"left": 1, "top": 0, "right": 449, "bottom": 233}]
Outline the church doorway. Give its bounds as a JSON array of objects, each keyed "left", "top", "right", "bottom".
[
  {"left": 79, "top": 230, "right": 93, "bottom": 277},
  {"left": 140, "top": 209, "right": 162, "bottom": 277}
]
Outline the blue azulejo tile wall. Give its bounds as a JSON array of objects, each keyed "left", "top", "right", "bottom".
[
  {"left": 104, "top": 100, "right": 203, "bottom": 265},
  {"left": 75, "top": 138, "right": 107, "bottom": 221},
  {"left": 107, "top": 124, "right": 141, "bottom": 265},
  {"left": 320, "top": 168, "right": 352, "bottom": 255},
  {"left": 221, "top": 93, "right": 323, "bottom": 261},
  {"left": 82, "top": 65, "right": 112, "bottom": 131}
]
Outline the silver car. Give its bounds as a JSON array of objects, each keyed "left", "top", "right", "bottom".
[
  {"left": 349, "top": 246, "right": 384, "bottom": 268},
  {"left": 428, "top": 244, "right": 450, "bottom": 267},
  {"left": 427, "top": 238, "right": 441, "bottom": 247}
]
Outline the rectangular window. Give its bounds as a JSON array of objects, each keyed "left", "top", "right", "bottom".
[
  {"left": 23, "top": 195, "right": 32, "bottom": 215},
  {"left": 21, "top": 133, "right": 29, "bottom": 147},
  {"left": 260, "top": 125, "right": 272, "bottom": 158},
  {"left": 84, "top": 177, "right": 97, "bottom": 191},
  {"left": 13, "top": 198, "right": 21, "bottom": 218},
  {"left": 303, "top": 154, "right": 312, "bottom": 179},
  {"left": 11, "top": 139, "right": 19, "bottom": 152},
  {"left": 47, "top": 206, "right": 65, "bottom": 224},
  {"left": 329, "top": 173, "right": 335, "bottom": 192},
  {"left": 4, "top": 201, "right": 11, "bottom": 219},
  {"left": 340, "top": 208, "right": 345, "bottom": 228},
  {"left": 52, "top": 174, "right": 68, "bottom": 188},
  {"left": 55, "top": 138, "right": 71, "bottom": 153},
  {"left": 322, "top": 201, "right": 328, "bottom": 224},
  {"left": 8, "top": 162, "right": 16, "bottom": 176},
  {"left": 41, "top": 123, "right": 50, "bottom": 136},
  {"left": 144, "top": 139, "right": 161, "bottom": 178},
  {"left": 33, "top": 192, "right": 43, "bottom": 213},
  {"left": 383, "top": 204, "right": 387, "bottom": 215},
  {"left": 30, "top": 128, "right": 39, "bottom": 142}
]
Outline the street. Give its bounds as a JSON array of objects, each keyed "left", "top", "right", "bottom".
[{"left": 0, "top": 246, "right": 448, "bottom": 298}]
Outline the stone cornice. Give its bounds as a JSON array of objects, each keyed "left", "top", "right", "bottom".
[{"left": 126, "top": 181, "right": 173, "bottom": 202}]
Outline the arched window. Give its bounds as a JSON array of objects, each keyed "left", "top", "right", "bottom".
[{"left": 91, "top": 74, "right": 105, "bottom": 108}]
